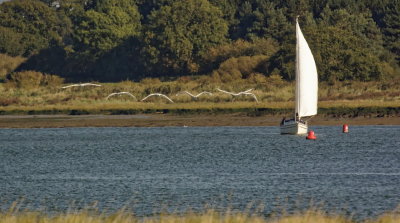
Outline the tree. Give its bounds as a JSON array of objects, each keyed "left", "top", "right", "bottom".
[
  {"left": 380, "top": 0, "right": 400, "bottom": 64},
  {"left": 136, "top": 0, "right": 176, "bottom": 22},
  {"left": 309, "top": 8, "right": 396, "bottom": 81},
  {"left": 74, "top": 0, "right": 141, "bottom": 60},
  {"left": 209, "top": 0, "right": 241, "bottom": 39},
  {"left": 0, "top": 0, "right": 71, "bottom": 56},
  {"left": 246, "top": 1, "right": 291, "bottom": 42},
  {"left": 141, "top": 0, "right": 228, "bottom": 76},
  {"left": 266, "top": 8, "right": 398, "bottom": 81},
  {"left": 277, "top": 0, "right": 310, "bottom": 19},
  {"left": 0, "top": 26, "right": 25, "bottom": 56}
]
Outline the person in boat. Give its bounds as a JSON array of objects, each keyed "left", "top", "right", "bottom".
[
  {"left": 281, "top": 117, "right": 286, "bottom": 125},
  {"left": 295, "top": 113, "right": 307, "bottom": 124}
]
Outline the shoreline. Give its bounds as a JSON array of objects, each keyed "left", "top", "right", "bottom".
[{"left": 0, "top": 114, "right": 399, "bottom": 128}]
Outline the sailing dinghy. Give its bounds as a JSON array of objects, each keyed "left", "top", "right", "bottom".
[{"left": 280, "top": 17, "right": 318, "bottom": 135}]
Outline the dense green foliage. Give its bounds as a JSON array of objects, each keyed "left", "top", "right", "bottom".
[
  {"left": 0, "top": 0, "right": 71, "bottom": 56},
  {"left": 0, "top": 0, "right": 399, "bottom": 82},
  {"left": 74, "top": 0, "right": 141, "bottom": 59},
  {"left": 141, "top": 0, "right": 228, "bottom": 76}
]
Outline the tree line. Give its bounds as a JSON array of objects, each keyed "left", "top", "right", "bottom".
[{"left": 0, "top": 0, "right": 399, "bottom": 82}]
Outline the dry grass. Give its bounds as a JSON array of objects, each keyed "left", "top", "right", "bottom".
[
  {"left": 0, "top": 72, "right": 399, "bottom": 114},
  {"left": 0, "top": 52, "right": 399, "bottom": 113},
  {"left": 0, "top": 208, "right": 399, "bottom": 223}
]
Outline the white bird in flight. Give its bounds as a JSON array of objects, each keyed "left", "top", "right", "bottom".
[
  {"left": 176, "top": 91, "right": 213, "bottom": 99},
  {"left": 61, "top": 83, "right": 102, "bottom": 89},
  {"left": 217, "top": 88, "right": 259, "bottom": 102},
  {"left": 141, "top": 93, "right": 174, "bottom": 103},
  {"left": 106, "top": 92, "right": 137, "bottom": 100}
]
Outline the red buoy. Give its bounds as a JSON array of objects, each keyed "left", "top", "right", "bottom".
[
  {"left": 306, "top": 130, "right": 317, "bottom": 140},
  {"left": 343, "top": 124, "right": 349, "bottom": 133}
]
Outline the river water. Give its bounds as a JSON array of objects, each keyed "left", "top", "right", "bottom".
[{"left": 0, "top": 126, "right": 399, "bottom": 219}]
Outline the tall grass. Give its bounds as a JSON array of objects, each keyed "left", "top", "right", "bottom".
[
  {"left": 0, "top": 208, "right": 399, "bottom": 223},
  {"left": 0, "top": 70, "right": 399, "bottom": 115}
]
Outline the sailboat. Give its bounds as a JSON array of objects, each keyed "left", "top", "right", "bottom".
[{"left": 280, "top": 17, "right": 318, "bottom": 135}]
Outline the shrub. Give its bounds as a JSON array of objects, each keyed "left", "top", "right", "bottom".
[
  {"left": 247, "top": 73, "right": 267, "bottom": 84},
  {"left": 0, "top": 54, "right": 26, "bottom": 80},
  {"left": 212, "top": 55, "right": 268, "bottom": 83},
  {"left": 204, "top": 38, "right": 279, "bottom": 68},
  {"left": 7, "top": 71, "right": 43, "bottom": 89},
  {"left": 140, "top": 78, "right": 161, "bottom": 85},
  {"left": 177, "top": 76, "right": 193, "bottom": 83},
  {"left": 41, "top": 74, "right": 65, "bottom": 87},
  {"left": 6, "top": 71, "right": 64, "bottom": 89},
  {"left": 265, "top": 74, "right": 286, "bottom": 88},
  {"left": 0, "top": 97, "right": 19, "bottom": 106}
]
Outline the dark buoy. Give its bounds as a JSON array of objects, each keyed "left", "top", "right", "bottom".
[
  {"left": 306, "top": 130, "right": 317, "bottom": 140},
  {"left": 343, "top": 124, "right": 349, "bottom": 133}
]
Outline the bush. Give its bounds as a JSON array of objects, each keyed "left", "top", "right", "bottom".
[
  {"left": 140, "top": 78, "right": 161, "bottom": 85},
  {"left": 0, "top": 54, "right": 26, "bottom": 80},
  {"left": 212, "top": 55, "right": 268, "bottom": 82},
  {"left": 247, "top": 73, "right": 267, "bottom": 84},
  {"left": 204, "top": 38, "right": 279, "bottom": 68},
  {"left": 6, "top": 71, "right": 64, "bottom": 89},
  {"left": 7, "top": 71, "right": 42, "bottom": 89},
  {"left": 0, "top": 97, "right": 19, "bottom": 106},
  {"left": 41, "top": 74, "right": 64, "bottom": 87},
  {"left": 265, "top": 74, "right": 285, "bottom": 88}
]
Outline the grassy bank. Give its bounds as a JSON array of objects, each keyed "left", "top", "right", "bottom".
[
  {"left": 1, "top": 209, "right": 399, "bottom": 223},
  {"left": 0, "top": 101, "right": 399, "bottom": 117},
  {"left": 0, "top": 75, "right": 399, "bottom": 116}
]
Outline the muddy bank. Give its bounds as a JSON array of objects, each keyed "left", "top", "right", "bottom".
[{"left": 0, "top": 114, "right": 398, "bottom": 128}]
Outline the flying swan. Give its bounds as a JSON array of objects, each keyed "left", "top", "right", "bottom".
[
  {"left": 176, "top": 91, "right": 213, "bottom": 99},
  {"left": 106, "top": 92, "right": 137, "bottom": 100},
  {"left": 141, "top": 93, "right": 174, "bottom": 103},
  {"left": 61, "top": 83, "right": 102, "bottom": 89},
  {"left": 217, "top": 88, "right": 259, "bottom": 102}
]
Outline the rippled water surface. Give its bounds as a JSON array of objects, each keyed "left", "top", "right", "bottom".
[{"left": 1, "top": 126, "right": 400, "bottom": 218}]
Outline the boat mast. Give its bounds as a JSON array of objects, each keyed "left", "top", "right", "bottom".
[{"left": 295, "top": 16, "right": 300, "bottom": 121}]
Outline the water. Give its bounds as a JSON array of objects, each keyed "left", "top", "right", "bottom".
[{"left": 0, "top": 126, "right": 400, "bottom": 219}]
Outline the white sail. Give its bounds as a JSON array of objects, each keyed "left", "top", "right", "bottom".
[{"left": 295, "top": 18, "right": 318, "bottom": 118}]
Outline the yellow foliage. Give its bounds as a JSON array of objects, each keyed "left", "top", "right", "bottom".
[
  {"left": 247, "top": 73, "right": 267, "bottom": 84},
  {"left": 140, "top": 78, "right": 162, "bottom": 85},
  {"left": 6, "top": 71, "right": 64, "bottom": 89},
  {"left": 0, "top": 54, "right": 26, "bottom": 80},
  {"left": 204, "top": 38, "right": 279, "bottom": 65},
  {"left": 0, "top": 208, "right": 399, "bottom": 223},
  {"left": 213, "top": 55, "right": 268, "bottom": 82},
  {"left": 0, "top": 74, "right": 398, "bottom": 109}
]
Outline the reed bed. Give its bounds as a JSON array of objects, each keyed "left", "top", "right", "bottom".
[
  {"left": 0, "top": 76, "right": 399, "bottom": 115},
  {"left": 0, "top": 208, "right": 399, "bottom": 223}
]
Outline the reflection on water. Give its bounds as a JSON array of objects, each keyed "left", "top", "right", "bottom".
[{"left": 0, "top": 126, "right": 399, "bottom": 219}]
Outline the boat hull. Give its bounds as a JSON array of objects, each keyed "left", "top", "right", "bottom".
[{"left": 280, "top": 120, "right": 308, "bottom": 135}]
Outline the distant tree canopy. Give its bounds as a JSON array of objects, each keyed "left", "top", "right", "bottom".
[
  {"left": 379, "top": 0, "right": 400, "bottom": 64},
  {"left": 141, "top": 0, "right": 228, "bottom": 76},
  {"left": 269, "top": 8, "right": 396, "bottom": 82},
  {"left": 0, "top": 0, "right": 70, "bottom": 56},
  {"left": 74, "top": 0, "right": 141, "bottom": 60},
  {"left": 311, "top": 9, "right": 390, "bottom": 81},
  {"left": 0, "top": 0, "right": 398, "bottom": 82}
]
